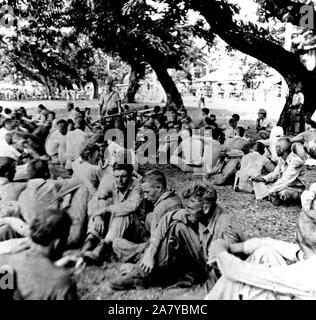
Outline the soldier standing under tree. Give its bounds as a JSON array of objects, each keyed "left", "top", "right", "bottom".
[
  {"left": 290, "top": 84, "right": 305, "bottom": 135},
  {"left": 98, "top": 78, "right": 122, "bottom": 129}
]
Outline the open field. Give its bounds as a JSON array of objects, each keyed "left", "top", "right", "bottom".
[
  {"left": 0, "top": 97, "right": 298, "bottom": 300},
  {"left": 0, "top": 94, "right": 285, "bottom": 120}
]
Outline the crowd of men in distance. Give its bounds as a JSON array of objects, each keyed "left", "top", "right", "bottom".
[{"left": 0, "top": 85, "right": 315, "bottom": 299}]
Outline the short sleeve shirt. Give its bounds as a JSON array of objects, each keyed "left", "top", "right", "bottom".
[{"left": 99, "top": 91, "right": 121, "bottom": 114}]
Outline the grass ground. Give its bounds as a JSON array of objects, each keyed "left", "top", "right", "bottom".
[{"left": 1, "top": 98, "right": 297, "bottom": 300}]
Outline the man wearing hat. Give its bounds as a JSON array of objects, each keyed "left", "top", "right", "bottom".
[
  {"left": 99, "top": 78, "right": 121, "bottom": 118},
  {"left": 205, "top": 206, "right": 316, "bottom": 300},
  {"left": 256, "top": 108, "right": 273, "bottom": 139}
]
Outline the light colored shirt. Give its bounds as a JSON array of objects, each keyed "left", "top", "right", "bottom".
[
  {"left": 292, "top": 92, "right": 304, "bottom": 106},
  {"left": 258, "top": 118, "right": 273, "bottom": 132},
  {"left": 263, "top": 152, "right": 305, "bottom": 194},
  {"left": 71, "top": 157, "right": 103, "bottom": 196},
  {"left": 68, "top": 109, "right": 80, "bottom": 122},
  {"left": 291, "top": 129, "right": 316, "bottom": 145},
  {"left": 104, "top": 141, "right": 138, "bottom": 171},
  {"left": 66, "top": 129, "right": 89, "bottom": 162},
  {"left": 0, "top": 140, "right": 21, "bottom": 160},
  {"left": 0, "top": 127, "right": 10, "bottom": 143},
  {"left": 225, "top": 127, "right": 237, "bottom": 139},
  {"left": 238, "top": 152, "right": 275, "bottom": 193},
  {"left": 45, "top": 130, "right": 64, "bottom": 157},
  {"left": 203, "top": 139, "right": 243, "bottom": 174},
  {"left": 216, "top": 237, "right": 316, "bottom": 300},
  {"left": 99, "top": 90, "right": 121, "bottom": 115},
  {"left": 178, "top": 137, "right": 203, "bottom": 165},
  {"left": 92, "top": 176, "right": 143, "bottom": 219},
  {"left": 0, "top": 177, "right": 26, "bottom": 203},
  {"left": 225, "top": 136, "right": 250, "bottom": 155}
]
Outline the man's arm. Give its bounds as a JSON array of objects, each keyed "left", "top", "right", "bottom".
[
  {"left": 262, "top": 160, "right": 281, "bottom": 183},
  {"left": 230, "top": 238, "right": 300, "bottom": 261},
  {"left": 107, "top": 182, "right": 143, "bottom": 217},
  {"left": 216, "top": 250, "right": 314, "bottom": 298},
  {"left": 268, "top": 157, "right": 304, "bottom": 194},
  {"left": 207, "top": 215, "right": 245, "bottom": 264},
  {"left": 260, "top": 118, "right": 270, "bottom": 130},
  {"left": 263, "top": 159, "right": 275, "bottom": 174},
  {"left": 290, "top": 133, "right": 304, "bottom": 143},
  {"left": 139, "top": 211, "right": 176, "bottom": 273}
]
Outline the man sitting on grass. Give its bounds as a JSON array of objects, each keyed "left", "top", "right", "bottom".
[
  {"left": 205, "top": 207, "right": 316, "bottom": 300},
  {"left": 234, "top": 142, "right": 275, "bottom": 194},
  {"left": 109, "top": 184, "right": 244, "bottom": 290},
  {"left": 112, "top": 169, "right": 183, "bottom": 263},
  {"left": 251, "top": 138, "right": 305, "bottom": 206},
  {"left": 82, "top": 162, "right": 146, "bottom": 265}
]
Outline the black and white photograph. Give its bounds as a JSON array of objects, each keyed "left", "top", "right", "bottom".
[{"left": 0, "top": 0, "right": 315, "bottom": 305}]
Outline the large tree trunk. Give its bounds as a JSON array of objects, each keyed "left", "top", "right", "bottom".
[
  {"left": 151, "top": 64, "right": 183, "bottom": 108},
  {"left": 190, "top": 0, "right": 316, "bottom": 128},
  {"left": 123, "top": 68, "right": 142, "bottom": 103},
  {"left": 277, "top": 74, "right": 316, "bottom": 133},
  {"left": 92, "top": 78, "right": 99, "bottom": 99}
]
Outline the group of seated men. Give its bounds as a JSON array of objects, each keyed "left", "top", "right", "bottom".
[{"left": 0, "top": 102, "right": 316, "bottom": 300}]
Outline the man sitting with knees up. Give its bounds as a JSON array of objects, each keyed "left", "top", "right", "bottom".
[
  {"left": 109, "top": 183, "right": 244, "bottom": 290},
  {"left": 82, "top": 162, "right": 145, "bottom": 265},
  {"left": 113, "top": 169, "right": 183, "bottom": 263}
]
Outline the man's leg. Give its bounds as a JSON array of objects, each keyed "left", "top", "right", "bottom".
[
  {"left": 112, "top": 238, "right": 148, "bottom": 263},
  {"left": 205, "top": 246, "right": 287, "bottom": 300},
  {"left": 84, "top": 215, "right": 132, "bottom": 264},
  {"left": 82, "top": 197, "right": 111, "bottom": 252},
  {"left": 84, "top": 212, "right": 148, "bottom": 264},
  {"left": 110, "top": 222, "right": 207, "bottom": 290}
]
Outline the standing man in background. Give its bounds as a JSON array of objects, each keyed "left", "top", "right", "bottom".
[
  {"left": 197, "top": 82, "right": 206, "bottom": 108},
  {"left": 290, "top": 84, "right": 305, "bottom": 135},
  {"left": 99, "top": 78, "right": 121, "bottom": 128},
  {"left": 99, "top": 79, "right": 121, "bottom": 117}
]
